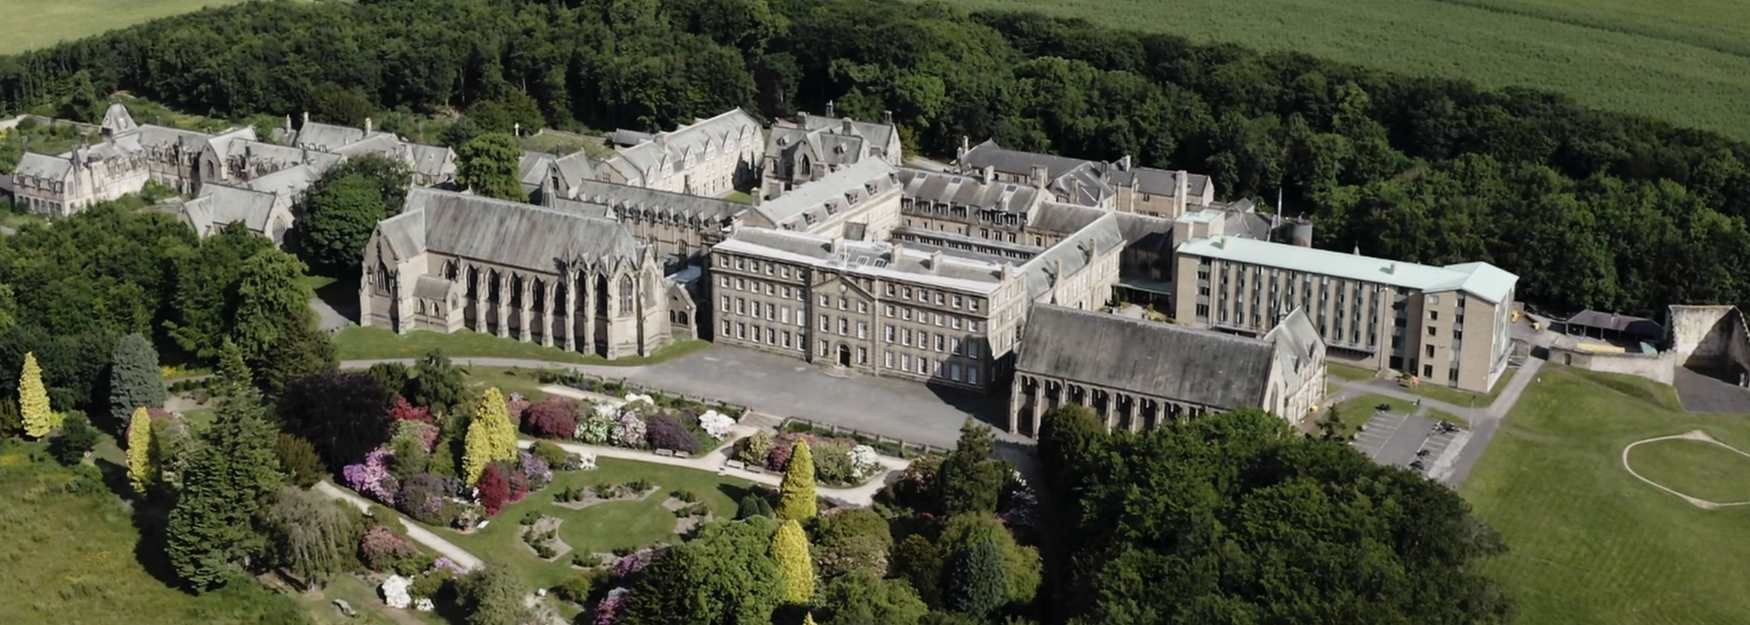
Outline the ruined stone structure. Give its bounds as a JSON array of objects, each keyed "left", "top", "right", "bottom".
[
  {"left": 360, "top": 188, "right": 673, "bottom": 359},
  {"left": 1009, "top": 305, "right": 1325, "bottom": 435}
]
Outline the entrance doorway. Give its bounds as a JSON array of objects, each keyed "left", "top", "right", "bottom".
[{"left": 837, "top": 344, "right": 851, "bottom": 367}]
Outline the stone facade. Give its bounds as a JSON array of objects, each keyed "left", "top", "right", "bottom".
[
  {"left": 955, "top": 138, "right": 1216, "bottom": 219},
  {"left": 762, "top": 105, "right": 903, "bottom": 196},
  {"left": 597, "top": 109, "right": 764, "bottom": 196},
  {"left": 360, "top": 188, "right": 673, "bottom": 359},
  {"left": 1009, "top": 306, "right": 1325, "bottom": 435}
]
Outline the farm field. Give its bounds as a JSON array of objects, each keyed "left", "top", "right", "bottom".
[
  {"left": 1, "top": 0, "right": 253, "bottom": 55},
  {"left": 948, "top": 0, "right": 1750, "bottom": 140},
  {"left": 1460, "top": 366, "right": 1750, "bottom": 625}
]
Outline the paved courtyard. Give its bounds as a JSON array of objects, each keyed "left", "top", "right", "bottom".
[
  {"left": 345, "top": 344, "right": 994, "bottom": 448},
  {"left": 1351, "top": 409, "right": 1467, "bottom": 480},
  {"left": 1673, "top": 366, "right": 1750, "bottom": 413}
]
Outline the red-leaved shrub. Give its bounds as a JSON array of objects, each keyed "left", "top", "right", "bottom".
[{"left": 523, "top": 398, "right": 578, "bottom": 439}]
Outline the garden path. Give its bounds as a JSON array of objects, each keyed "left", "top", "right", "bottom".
[{"left": 313, "top": 481, "right": 485, "bottom": 572}]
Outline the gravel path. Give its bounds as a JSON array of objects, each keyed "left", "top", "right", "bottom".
[{"left": 313, "top": 481, "right": 484, "bottom": 572}]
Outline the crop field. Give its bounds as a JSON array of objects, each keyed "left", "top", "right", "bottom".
[
  {"left": 1, "top": 0, "right": 252, "bottom": 55},
  {"left": 949, "top": 0, "right": 1750, "bottom": 140}
]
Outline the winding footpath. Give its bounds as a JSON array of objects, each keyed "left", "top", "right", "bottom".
[
  {"left": 1620, "top": 430, "right": 1750, "bottom": 509},
  {"left": 313, "top": 481, "right": 484, "bottom": 572}
]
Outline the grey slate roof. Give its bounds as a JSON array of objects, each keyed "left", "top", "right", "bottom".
[
  {"left": 1564, "top": 310, "right": 1661, "bottom": 336},
  {"left": 184, "top": 183, "right": 280, "bottom": 233},
  {"left": 1110, "top": 166, "right": 1210, "bottom": 198},
  {"left": 569, "top": 179, "right": 745, "bottom": 223},
  {"left": 1020, "top": 212, "right": 1124, "bottom": 300},
  {"left": 751, "top": 158, "right": 896, "bottom": 230},
  {"left": 519, "top": 152, "right": 557, "bottom": 191},
  {"left": 294, "top": 122, "right": 368, "bottom": 152},
  {"left": 13, "top": 152, "right": 71, "bottom": 180},
  {"left": 1017, "top": 305, "right": 1275, "bottom": 408},
  {"left": 602, "top": 109, "right": 762, "bottom": 186},
  {"left": 133, "top": 125, "right": 211, "bottom": 152},
  {"left": 1026, "top": 202, "right": 1107, "bottom": 236},
  {"left": 397, "top": 188, "right": 644, "bottom": 272},
  {"left": 894, "top": 167, "right": 1043, "bottom": 215},
  {"left": 405, "top": 143, "right": 456, "bottom": 180},
  {"left": 414, "top": 275, "right": 455, "bottom": 300}
]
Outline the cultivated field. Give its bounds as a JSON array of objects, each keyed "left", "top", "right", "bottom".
[
  {"left": 950, "top": 0, "right": 1750, "bottom": 140},
  {"left": 1460, "top": 366, "right": 1750, "bottom": 625},
  {"left": 1, "top": 0, "right": 251, "bottom": 55}
]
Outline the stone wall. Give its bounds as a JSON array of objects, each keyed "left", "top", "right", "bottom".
[
  {"left": 1668, "top": 305, "right": 1738, "bottom": 367},
  {"left": 1548, "top": 345, "right": 1674, "bottom": 385}
]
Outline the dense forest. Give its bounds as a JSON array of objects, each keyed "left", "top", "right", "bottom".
[{"left": 4, "top": 0, "right": 1749, "bottom": 315}]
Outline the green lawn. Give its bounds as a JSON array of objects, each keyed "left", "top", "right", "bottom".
[
  {"left": 0, "top": 441, "right": 315, "bottom": 625},
  {"left": 1327, "top": 362, "right": 1377, "bottom": 382},
  {"left": 1460, "top": 366, "right": 1750, "bottom": 625},
  {"left": 464, "top": 366, "right": 555, "bottom": 402},
  {"left": 1624, "top": 438, "right": 1750, "bottom": 503},
  {"left": 946, "top": 0, "right": 1750, "bottom": 140},
  {"left": 333, "top": 326, "right": 709, "bottom": 365},
  {"left": 1397, "top": 366, "right": 1517, "bottom": 408},
  {"left": 721, "top": 190, "right": 754, "bottom": 205},
  {"left": 1, "top": 0, "right": 254, "bottom": 54},
  {"left": 435, "top": 458, "right": 756, "bottom": 589}
]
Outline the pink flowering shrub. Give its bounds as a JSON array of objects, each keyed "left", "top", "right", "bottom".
[
  {"left": 343, "top": 447, "right": 399, "bottom": 504},
  {"left": 392, "top": 420, "right": 440, "bottom": 452},
  {"left": 505, "top": 393, "right": 531, "bottom": 425},
  {"left": 388, "top": 395, "right": 433, "bottom": 423},
  {"left": 519, "top": 451, "right": 553, "bottom": 490},
  {"left": 594, "top": 588, "right": 629, "bottom": 625},
  {"left": 360, "top": 526, "right": 422, "bottom": 573},
  {"left": 610, "top": 548, "right": 658, "bottom": 579},
  {"left": 612, "top": 412, "right": 646, "bottom": 448}
]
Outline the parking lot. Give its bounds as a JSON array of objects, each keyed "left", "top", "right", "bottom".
[{"left": 1351, "top": 409, "right": 1468, "bottom": 479}]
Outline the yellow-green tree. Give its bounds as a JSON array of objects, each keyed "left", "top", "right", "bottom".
[
  {"left": 776, "top": 439, "right": 817, "bottom": 521},
  {"left": 463, "top": 387, "right": 517, "bottom": 484},
  {"left": 771, "top": 518, "right": 815, "bottom": 604},
  {"left": 126, "top": 407, "right": 155, "bottom": 494},
  {"left": 19, "top": 352, "right": 56, "bottom": 438}
]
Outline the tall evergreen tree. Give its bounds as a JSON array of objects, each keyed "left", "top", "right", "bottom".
[
  {"left": 164, "top": 385, "right": 284, "bottom": 590},
  {"left": 943, "top": 533, "right": 1006, "bottom": 617},
  {"left": 18, "top": 352, "right": 56, "bottom": 438},
  {"left": 936, "top": 421, "right": 1006, "bottom": 515},
  {"left": 408, "top": 350, "right": 465, "bottom": 415},
  {"left": 252, "top": 311, "right": 336, "bottom": 400},
  {"left": 108, "top": 333, "right": 166, "bottom": 424},
  {"left": 126, "top": 406, "right": 155, "bottom": 494},
  {"left": 776, "top": 439, "right": 817, "bottom": 521},
  {"left": 232, "top": 250, "right": 314, "bottom": 363},
  {"left": 463, "top": 387, "right": 517, "bottom": 484},
  {"left": 771, "top": 518, "right": 815, "bottom": 604}
]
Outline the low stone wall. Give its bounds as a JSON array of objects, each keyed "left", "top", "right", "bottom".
[{"left": 1549, "top": 345, "right": 1674, "bottom": 385}]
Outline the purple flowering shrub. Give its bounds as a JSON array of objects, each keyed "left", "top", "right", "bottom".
[{"left": 343, "top": 447, "right": 399, "bottom": 504}]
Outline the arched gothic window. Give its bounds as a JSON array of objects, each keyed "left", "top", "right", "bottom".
[{"left": 618, "top": 275, "right": 635, "bottom": 313}]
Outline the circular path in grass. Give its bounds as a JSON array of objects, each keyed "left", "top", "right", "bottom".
[{"left": 1622, "top": 430, "right": 1750, "bottom": 508}]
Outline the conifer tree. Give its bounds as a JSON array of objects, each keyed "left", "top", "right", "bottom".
[
  {"left": 944, "top": 533, "right": 1007, "bottom": 617},
  {"left": 109, "top": 333, "right": 167, "bottom": 424},
  {"left": 165, "top": 389, "right": 283, "bottom": 590},
  {"left": 776, "top": 439, "right": 817, "bottom": 521},
  {"left": 127, "top": 407, "right": 155, "bottom": 494},
  {"left": 19, "top": 352, "right": 56, "bottom": 438},
  {"left": 463, "top": 387, "right": 517, "bottom": 484},
  {"left": 771, "top": 518, "right": 815, "bottom": 604}
]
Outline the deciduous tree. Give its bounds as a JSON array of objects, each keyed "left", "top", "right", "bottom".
[
  {"left": 262, "top": 487, "right": 363, "bottom": 587},
  {"left": 456, "top": 133, "right": 525, "bottom": 202}
]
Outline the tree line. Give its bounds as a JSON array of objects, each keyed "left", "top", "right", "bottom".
[{"left": 4, "top": 0, "right": 1748, "bottom": 315}]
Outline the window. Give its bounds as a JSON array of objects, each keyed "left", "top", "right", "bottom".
[
  {"left": 720, "top": 295, "right": 730, "bottom": 310},
  {"left": 1427, "top": 326, "right": 1436, "bottom": 337},
  {"left": 764, "top": 263, "right": 773, "bottom": 275},
  {"left": 969, "top": 342, "right": 981, "bottom": 359},
  {"left": 781, "top": 307, "right": 790, "bottom": 323},
  {"left": 782, "top": 331, "right": 792, "bottom": 348},
  {"left": 820, "top": 314, "right": 830, "bottom": 331},
  {"left": 735, "top": 277, "right": 745, "bottom": 290},
  {"left": 904, "top": 329, "right": 913, "bottom": 346},
  {"left": 766, "top": 303, "right": 776, "bottom": 320},
  {"left": 936, "top": 292, "right": 945, "bottom": 305},
  {"left": 1430, "top": 310, "right": 1439, "bottom": 321},
  {"left": 885, "top": 304, "right": 895, "bottom": 317},
  {"left": 857, "top": 347, "right": 867, "bottom": 365},
  {"left": 919, "top": 331, "right": 929, "bottom": 349},
  {"left": 735, "top": 258, "right": 745, "bottom": 270},
  {"left": 722, "top": 320, "right": 732, "bottom": 335},
  {"left": 885, "top": 351, "right": 894, "bottom": 368},
  {"left": 781, "top": 267, "right": 790, "bottom": 279},
  {"left": 839, "top": 297, "right": 848, "bottom": 311},
  {"left": 903, "top": 287, "right": 913, "bottom": 299},
  {"left": 902, "top": 354, "right": 911, "bottom": 369},
  {"left": 736, "top": 298, "right": 746, "bottom": 315},
  {"left": 736, "top": 323, "right": 746, "bottom": 339},
  {"left": 902, "top": 308, "right": 913, "bottom": 321},
  {"left": 951, "top": 317, "right": 961, "bottom": 330},
  {"left": 970, "top": 299, "right": 980, "bottom": 312},
  {"left": 936, "top": 335, "right": 945, "bottom": 352},
  {"left": 782, "top": 286, "right": 791, "bottom": 299},
  {"left": 967, "top": 367, "right": 978, "bottom": 385},
  {"left": 885, "top": 325, "right": 895, "bottom": 342},
  {"left": 749, "top": 326, "right": 761, "bottom": 343},
  {"left": 886, "top": 284, "right": 896, "bottom": 296},
  {"left": 1423, "top": 364, "right": 1433, "bottom": 378},
  {"left": 950, "top": 363, "right": 962, "bottom": 381},
  {"left": 719, "top": 276, "right": 729, "bottom": 288},
  {"left": 856, "top": 322, "right": 868, "bottom": 339},
  {"left": 765, "top": 283, "right": 775, "bottom": 296},
  {"left": 952, "top": 338, "right": 962, "bottom": 354},
  {"left": 935, "top": 313, "right": 944, "bottom": 327},
  {"left": 857, "top": 301, "right": 868, "bottom": 314},
  {"left": 820, "top": 340, "right": 829, "bottom": 356},
  {"left": 820, "top": 295, "right": 830, "bottom": 306},
  {"left": 1426, "top": 345, "right": 1435, "bottom": 358}
]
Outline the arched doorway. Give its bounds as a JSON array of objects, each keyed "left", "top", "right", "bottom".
[{"left": 837, "top": 344, "right": 851, "bottom": 367}]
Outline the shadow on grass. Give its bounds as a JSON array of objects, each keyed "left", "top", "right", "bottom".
[{"left": 93, "top": 457, "right": 186, "bottom": 591}]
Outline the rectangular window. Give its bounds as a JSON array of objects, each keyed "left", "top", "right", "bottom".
[
  {"left": 735, "top": 277, "right": 745, "bottom": 290},
  {"left": 884, "top": 351, "right": 894, "bottom": 368},
  {"left": 766, "top": 303, "right": 776, "bottom": 320},
  {"left": 857, "top": 347, "right": 868, "bottom": 365},
  {"left": 935, "top": 292, "right": 945, "bottom": 305},
  {"left": 820, "top": 295, "right": 830, "bottom": 306},
  {"left": 885, "top": 325, "right": 895, "bottom": 342},
  {"left": 765, "top": 283, "right": 775, "bottom": 296},
  {"left": 902, "top": 308, "right": 913, "bottom": 321},
  {"left": 839, "top": 318, "right": 849, "bottom": 335},
  {"left": 736, "top": 298, "right": 746, "bottom": 315},
  {"left": 782, "top": 331, "right": 792, "bottom": 348},
  {"left": 970, "top": 299, "right": 980, "bottom": 312},
  {"left": 781, "top": 267, "right": 790, "bottom": 279},
  {"left": 839, "top": 297, "right": 848, "bottom": 311},
  {"left": 1431, "top": 310, "right": 1439, "bottom": 321},
  {"left": 967, "top": 367, "right": 978, "bottom": 385},
  {"left": 857, "top": 322, "right": 868, "bottom": 339},
  {"left": 1426, "top": 345, "right": 1435, "bottom": 358},
  {"left": 736, "top": 323, "right": 746, "bottom": 339},
  {"left": 886, "top": 284, "right": 896, "bottom": 296},
  {"left": 950, "top": 363, "right": 962, "bottom": 382},
  {"left": 781, "top": 307, "right": 790, "bottom": 323},
  {"left": 919, "top": 331, "right": 929, "bottom": 349},
  {"left": 767, "top": 327, "right": 776, "bottom": 344},
  {"left": 952, "top": 338, "right": 962, "bottom": 354},
  {"left": 904, "top": 287, "right": 913, "bottom": 299},
  {"left": 951, "top": 317, "right": 961, "bottom": 330},
  {"left": 1423, "top": 364, "right": 1433, "bottom": 378},
  {"left": 935, "top": 313, "right": 944, "bottom": 327},
  {"left": 720, "top": 295, "right": 729, "bottom": 310},
  {"left": 722, "top": 320, "right": 732, "bottom": 335},
  {"left": 904, "top": 329, "right": 913, "bottom": 346},
  {"left": 820, "top": 340, "right": 829, "bottom": 356},
  {"left": 736, "top": 258, "right": 744, "bottom": 270},
  {"left": 857, "top": 301, "right": 868, "bottom": 314},
  {"left": 1427, "top": 326, "right": 1436, "bottom": 337},
  {"left": 820, "top": 314, "right": 830, "bottom": 331},
  {"left": 719, "top": 276, "right": 729, "bottom": 288},
  {"left": 952, "top": 295, "right": 963, "bottom": 309},
  {"left": 885, "top": 304, "right": 895, "bottom": 317},
  {"left": 902, "top": 354, "right": 911, "bottom": 369}
]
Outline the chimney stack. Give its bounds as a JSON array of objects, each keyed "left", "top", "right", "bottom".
[
  {"left": 930, "top": 250, "right": 944, "bottom": 272},
  {"left": 302, "top": 111, "right": 309, "bottom": 127},
  {"left": 882, "top": 110, "right": 893, "bottom": 125},
  {"left": 825, "top": 100, "right": 835, "bottom": 118},
  {"left": 890, "top": 240, "right": 904, "bottom": 261},
  {"left": 982, "top": 165, "right": 994, "bottom": 183},
  {"left": 365, "top": 117, "right": 373, "bottom": 135},
  {"left": 514, "top": 122, "right": 521, "bottom": 137},
  {"left": 283, "top": 114, "right": 292, "bottom": 135},
  {"left": 1175, "top": 170, "right": 1189, "bottom": 216}
]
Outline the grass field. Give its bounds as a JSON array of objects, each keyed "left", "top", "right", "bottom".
[
  {"left": 436, "top": 458, "right": 755, "bottom": 590},
  {"left": 0, "top": 441, "right": 313, "bottom": 625},
  {"left": 949, "top": 0, "right": 1750, "bottom": 140},
  {"left": 1, "top": 0, "right": 252, "bottom": 55},
  {"left": 1397, "top": 366, "right": 1517, "bottom": 408},
  {"left": 333, "top": 326, "right": 710, "bottom": 365},
  {"left": 1460, "top": 366, "right": 1750, "bottom": 625},
  {"left": 1624, "top": 438, "right": 1750, "bottom": 503}
]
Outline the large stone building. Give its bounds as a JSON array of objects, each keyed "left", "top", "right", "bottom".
[
  {"left": 596, "top": 109, "right": 764, "bottom": 196},
  {"left": 1173, "top": 235, "right": 1517, "bottom": 392},
  {"left": 741, "top": 158, "right": 904, "bottom": 239},
  {"left": 360, "top": 188, "right": 676, "bottom": 359},
  {"left": 10, "top": 141, "right": 149, "bottom": 217},
  {"left": 762, "top": 105, "right": 903, "bottom": 196},
  {"left": 1009, "top": 305, "right": 1325, "bottom": 434},
  {"left": 955, "top": 138, "right": 1216, "bottom": 219}
]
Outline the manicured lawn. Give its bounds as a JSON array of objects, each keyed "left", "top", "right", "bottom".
[
  {"left": 1460, "top": 366, "right": 1750, "bottom": 625},
  {"left": 1327, "top": 362, "right": 1377, "bottom": 382},
  {"left": 299, "top": 274, "right": 339, "bottom": 292},
  {"left": 1624, "top": 438, "right": 1750, "bottom": 503},
  {"left": 1398, "top": 366, "right": 1517, "bottom": 408},
  {"left": 333, "top": 326, "right": 709, "bottom": 365},
  {"left": 291, "top": 572, "right": 452, "bottom": 625},
  {"left": 1, "top": 0, "right": 254, "bottom": 54},
  {"left": 0, "top": 441, "right": 315, "bottom": 625},
  {"left": 435, "top": 458, "right": 757, "bottom": 589},
  {"left": 464, "top": 367, "right": 555, "bottom": 402},
  {"left": 1327, "top": 393, "right": 1415, "bottom": 433},
  {"left": 946, "top": 0, "right": 1750, "bottom": 141}
]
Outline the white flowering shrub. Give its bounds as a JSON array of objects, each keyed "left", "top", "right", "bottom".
[
  {"left": 698, "top": 410, "right": 736, "bottom": 439},
  {"left": 612, "top": 412, "right": 647, "bottom": 448},
  {"left": 849, "top": 445, "right": 882, "bottom": 480}
]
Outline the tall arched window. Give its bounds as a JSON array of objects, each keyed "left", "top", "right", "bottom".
[{"left": 618, "top": 275, "right": 635, "bottom": 314}]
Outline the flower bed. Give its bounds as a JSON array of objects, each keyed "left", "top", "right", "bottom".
[
  {"left": 729, "top": 431, "right": 884, "bottom": 486},
  {"left": 516, "top": 391, "right": 738, "bottom": 458}
]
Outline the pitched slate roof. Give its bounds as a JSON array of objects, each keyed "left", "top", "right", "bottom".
[
  {"left": 602, "top": 109, "right": 762, "bottom": 186},
  {"left": 569, "top": 179, "right": 745, "bottom": 223},
  {"left": 894, "top": 167, "right": 1043, "bottom": 216},
  {"left": 1017, "top": 305, "right": 1276, "bottom": 408},
  {"left": 183, "top": 183, "right": 281, "bottom": 233},
  {"left": 396, "top": 188, "right": 644, "bottom": 272},
  {"left": 404, "top": 143, "right": 455, "bottom": 180},
  {"left": 1019, "top": 212, "right": 1124, "bottom": 300},
  {"left": 750, "top": 158, "right": 896, "bottom": 230},
  {"left": 294, "top": 122, "right": 368, "bottom": 152},
  {"left": 1025, "top": 201, "right": 1106, "bottom": 236},
  {"left": 13, "top": 152, "right": 71, "bottom": 180}
]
